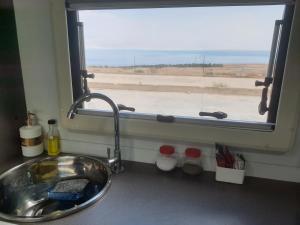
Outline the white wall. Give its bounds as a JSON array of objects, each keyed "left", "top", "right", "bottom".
[{"left": 14, "top": 0, "right": 300, "bottom": 182}]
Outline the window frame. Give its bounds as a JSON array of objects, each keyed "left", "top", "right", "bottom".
[
  {"left": 267, "top": 4, "right": 294, "bottom": 122},
  {"left": 67, "top": 4, "right": 292, "bottom": 130},
  {"left": 50, "top": 0, "right": 300, "bottom": 152}
]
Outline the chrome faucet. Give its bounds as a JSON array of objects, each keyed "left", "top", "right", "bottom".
[{"left": 67, "top": 93, "right": 124, "bottom": 173}]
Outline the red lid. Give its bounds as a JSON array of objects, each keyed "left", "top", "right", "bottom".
[
  {"left": 185, "top": 148, "right": 201, "bottom": 158},
  {"left": 160, "top": 145, "right": 175, "bottom": 155}
]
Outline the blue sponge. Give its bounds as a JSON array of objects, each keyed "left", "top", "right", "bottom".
[{"left": 48, "top": 179, "right": 89, "bottom": 201}]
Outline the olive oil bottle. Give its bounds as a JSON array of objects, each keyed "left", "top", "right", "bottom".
[{"left": 47, "top": 119, "right": 60, "bottom": 156}]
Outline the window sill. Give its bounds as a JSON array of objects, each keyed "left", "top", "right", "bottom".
[
  {"left": 78, "top": 109, "right": 275, "bottom": 131},
  {"left": 61, "top": 107, "right": 291, "bottom": 152}
]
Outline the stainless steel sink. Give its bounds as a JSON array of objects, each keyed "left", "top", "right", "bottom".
[{"left": 0, "top": 155, "right": 111, "bottom": 223}]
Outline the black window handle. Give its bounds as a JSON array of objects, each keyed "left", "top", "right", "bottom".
[
  {"left": 258, "top": 88, "right": 269, "bottom": 115},
  {"left": 199, "top": 111, "right": 227, "bottom": 119},
  {"left": 118, "top": 104, "right": 135, "bottom": 112},
  {"left": 156, "top": 115, "right": 175, "bottom": 123}
]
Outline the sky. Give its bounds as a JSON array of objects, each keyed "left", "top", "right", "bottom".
[{"left": 79, "top": 5, "right": 285, "bottom": 51}]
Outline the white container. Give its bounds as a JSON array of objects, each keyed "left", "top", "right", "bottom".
[
  {"left": 215, "top": 165, "right": 245, "bottom": 184},
  {"left": 19, "top": 113, "right": 43, "bottom": 157},
  {"left": 21, "top": 143, "right": 43, "bottom": 157}
]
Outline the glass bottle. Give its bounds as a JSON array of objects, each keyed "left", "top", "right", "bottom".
[{"left": 47, "top": 119, "right": 60, "bottom": 156}]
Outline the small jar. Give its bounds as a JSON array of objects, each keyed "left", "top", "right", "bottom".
[
  {"left": 182, "top": 148, "right": 202, "bottom": 175},
  {"left": 156, "top": 145, "right": 177, "bottom": 172}
]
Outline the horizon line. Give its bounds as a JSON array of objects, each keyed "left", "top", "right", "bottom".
[{"left": 86, "top": 48, "right": 270, "bottom": 52}]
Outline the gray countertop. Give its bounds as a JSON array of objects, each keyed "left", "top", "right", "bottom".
[{"left": 2, "top": 159, "right": 300, "bottom": 225}]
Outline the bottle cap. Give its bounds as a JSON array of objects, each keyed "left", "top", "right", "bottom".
[
  {"left": 48, "top": 119, "right": 56, "bottom": 125},
  {"left": 185, "top": 148, "right": 201, "bottom": 158},
  {"left": 160, "top": 145, "right": 175, "bottom": 155}
]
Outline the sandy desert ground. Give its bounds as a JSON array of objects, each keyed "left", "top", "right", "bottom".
[
  {"left": 86, "top": 64, "right": 268, "bottom": 122},
  {"left": 88, "top": 64, "right": 267, "bottom": 78}
]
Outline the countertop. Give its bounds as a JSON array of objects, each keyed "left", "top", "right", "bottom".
[{"left": 1, "top": 159, "right": 300, "bottom": 225}]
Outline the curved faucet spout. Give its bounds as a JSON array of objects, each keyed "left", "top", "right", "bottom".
[{"left": 67, "top": 93, "right": 123, "bottom": 173}]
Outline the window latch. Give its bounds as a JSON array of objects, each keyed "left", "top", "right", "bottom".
[
  {"left": 199, "top": 111, "right": 227, "bottom": 119},
  {"left": 117, "top": 104, "right": 135, "bottom": 112},
  {"left": 81, "top": 70, "right": 95, "bottom": 95},
  {"left": 255, "top": 77, "right": 273, "bottom": 87},
  {"left": 255, "top": 20, "right": 283, "bottom": 115}
]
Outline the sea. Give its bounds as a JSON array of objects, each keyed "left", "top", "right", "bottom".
[{"left": 86, "top": 49, "right": 270, "bottom": 67}]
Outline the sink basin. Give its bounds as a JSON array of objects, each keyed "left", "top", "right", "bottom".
[{"left": 0, "top": 155, "right": 111, "bottom": 223}]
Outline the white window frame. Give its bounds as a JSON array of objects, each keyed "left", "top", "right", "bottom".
[{"left": 50, "top": 0, "right": 300, "bottom": 152}]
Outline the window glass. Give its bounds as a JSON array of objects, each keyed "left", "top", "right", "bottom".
[{"left": 78, "top": 5, "right": 285, "bottom": 122}]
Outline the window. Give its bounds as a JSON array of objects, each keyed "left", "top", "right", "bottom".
[
  {"left": 81, "top": 6, "right": 280, "bottom": 123},
  {"left": 50, "top": 0, "right": 300, "bottom": 151},
  {"left": 66, "top": 2, "right": 293, "bottom": 129}
]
